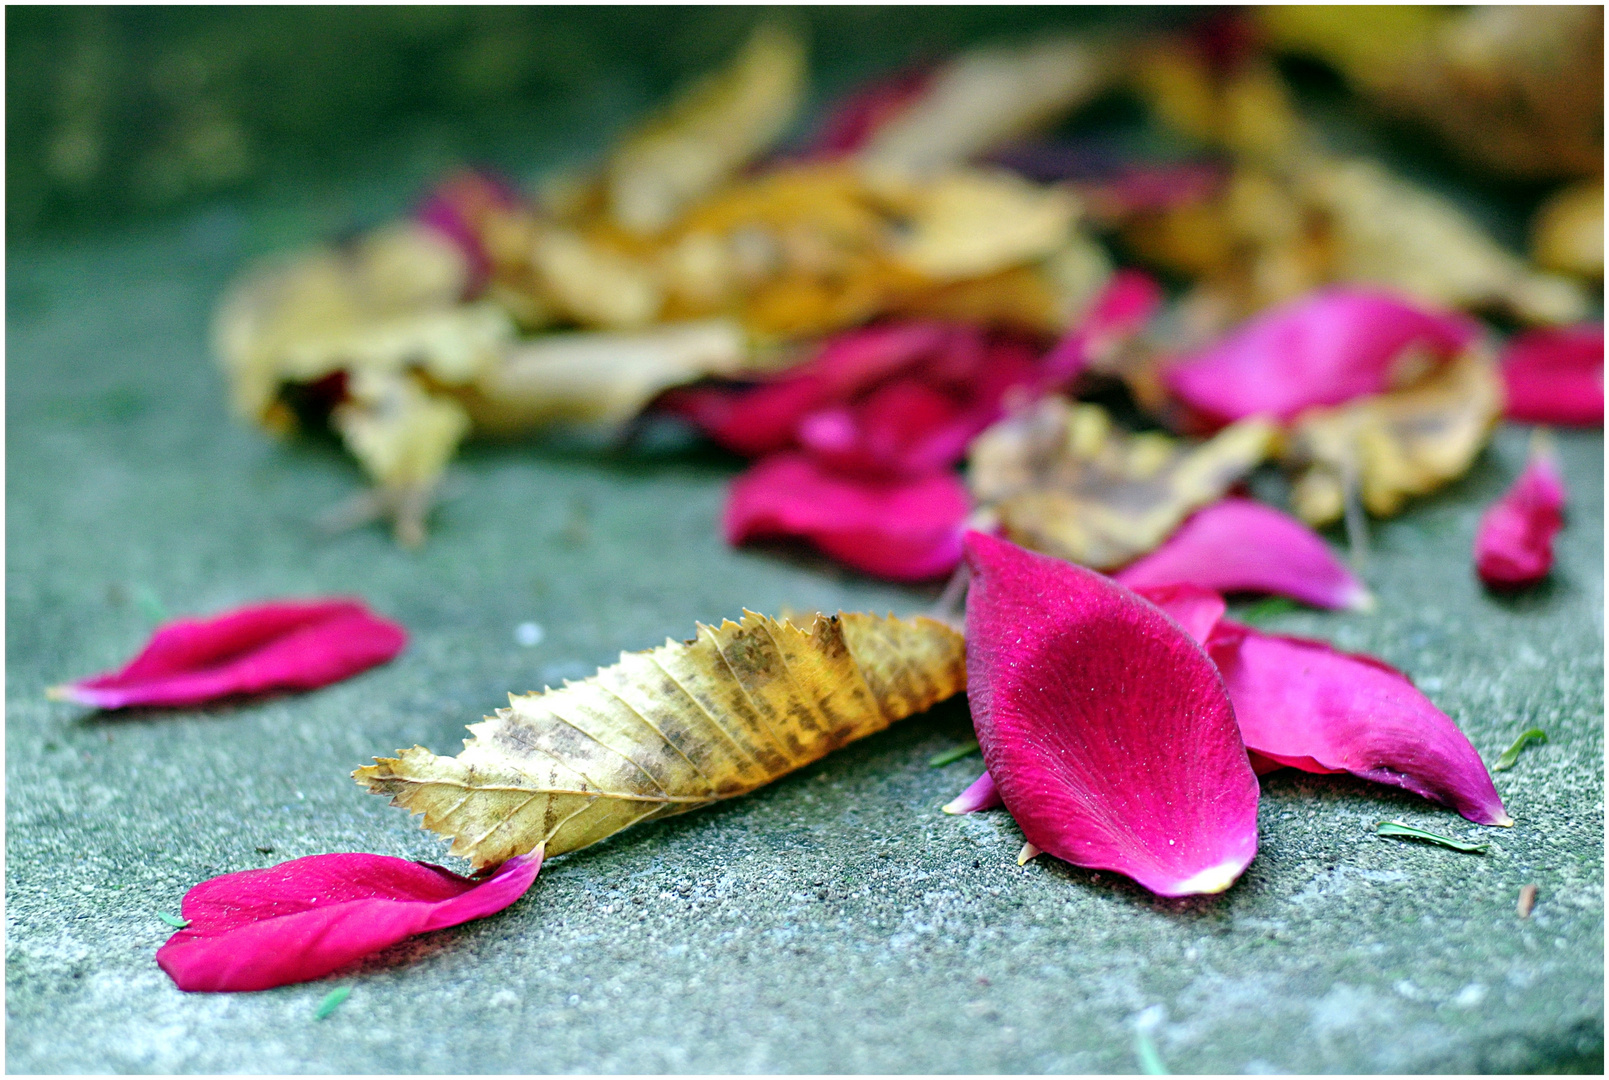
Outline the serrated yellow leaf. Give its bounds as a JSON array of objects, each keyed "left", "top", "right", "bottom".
[{"left": 356, "top": 610, "right": 966, "bottom": 869}]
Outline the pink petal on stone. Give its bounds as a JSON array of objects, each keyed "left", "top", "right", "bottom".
[
  {"left": 1116, "top": 498, "right": 1371, "bottom": 610},
  {"left": 942, "top": 770, "right": 1003, "bottom": 815},
  {"left": 1165, "top": 288, "right": 1479, "bottom": 427},
  {"left": 156, "top": 851, "right": 542, "bottom": 992},
  {"left": 1205, "top": 621, "right": 1511, "bottom": 826},
  {"left": 1500, "top": 324, "right": 1604, "bottom": 426},
  {"left": 1474, "top": 444, "right": 1567, "bottom": 589},
  {"left": 49, "top": 599, "right": 408, "bottom": 710},
  {"left": 962, "top": 531, "right": 1260, "bottom": 897},
  {"left": 726, "top": 454, "right": 969, "bottom": 580}
]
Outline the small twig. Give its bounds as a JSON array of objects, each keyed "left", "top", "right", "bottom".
[
  {"left": 156, "top": 911, "right": 190, "bottom": 929},
  {"left": 1517, "top": 883, "right": 1538, "bottom": 919},
  {"left": 931, "top": 562, "right": 971, "bottom": 625},
  {"left": 1375, "top": 821, "right": 1488, "bottom": 853},
  {"left": 1134, "top": 1031, "right": 1171, "bottom": 1076},
  {"left": 1340, "top": 453, "right": 1369, "bottom": 571}
]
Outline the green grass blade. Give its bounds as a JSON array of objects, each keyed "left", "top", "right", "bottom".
[
  {"left": 314, "top": 986, "right": 352, "bottom": 1020},
  {"left": 928, "top": 739, "right": 979, "bottom": 767},
  {"left": 1238, "top": 597, "right": 1299, "bottom": 623},
  {"left": 1135, "top": 1031, "right": 1170, "bottom": 1075},
  {"left": 1494, "top": 728, "right": 1547, "bottom": 771},
  {"left": 1375, "top": 821, "right": 1488, "bottom": 853},
  {"left": 156, "top": 910, "right": 190, "bottom": 929}
]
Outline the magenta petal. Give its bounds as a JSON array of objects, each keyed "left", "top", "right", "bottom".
[
  {"left": 1127, "top": 582, "right": 1227, "bottom": 646},
  {"left": 53, "top": 599, "right": 407, "bottom": 709},
  {"left": 942, "top": 770, "right": 1004, "bottom": 815},
  {"left": 156, "top": 851, "right": 542, "bottom": 992},
  {"left": 1116, "top": 498, "right": 1370, "bottom": 610},
  {"left": 725, "top": 454, "right": 969, "bottom": 580},
  {"left": 1500, "top": 324, "right": 1604, "bottom": 426},
  {"left": 1165, "top": 288, "right": 1479, "bottom": 426},
  {"left": 1038, "top": 270, "right": 1163, "bottom": 388},
  {"left": 803, "top": 63, "right": 935, "bottom": 158},
  {"left": 1207, "top": 622, "right": 1511, "bottom": 826},
  {"left": 1474, "top": 445, "right": 1567, "bottom": 588},
  {"left": 962, "top": 532, "right": 1259, "bottom": 896}
]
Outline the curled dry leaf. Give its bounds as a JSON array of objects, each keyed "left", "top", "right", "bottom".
[
  {"left": 48, "top": 599, "right": 406, "bottom": 710},
  {"left": 1500, "top": 324, "right": 1604, "bottom": 427},
  {"left": 605, "top": 23, "right": 807, "bottom": 235},
  {"left": 855, "top": 36, "right": 1116, "bottom": 179},
  {"left": 1474, "top": 439, "right": 1566, "bottom": 589},
  {"left": 358, "top": 610, "right": 966, "bottom": 869},
  {"left": 725, "top": 453, "right": 971, "bottom": 582},
  {"left": 968, "top": 397, "right": 1275, "bottom": 570},
  {"left": 1164, "top": 288, "right": 1478, "bottom": 428},
  {"left": 962, "top": 532, "right": 1260, "bottom": 897},
  {"left": 1136, "top": 585, "right": 1510, "bottom": 827},
  {"left": 157, "top": 851, "right": 541, "bottom": 992},
  {"left": 1115, "top": 497, "right": 1370, "bottom": 611},
  {"left": 1283, "top": 348, "right": 1504, "bottom": 527}
]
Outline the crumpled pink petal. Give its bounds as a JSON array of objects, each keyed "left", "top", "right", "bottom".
[
  {"left": 726, "top": 454, "right": 969, "bottom": 580},
  {"left": 1132, "top": 585, "right": 1510, "bottom": 827},
  {"left": 416, "top": 170, "right": 521, "bottom": 295},
  {"left": 156, "top": 851, "right": 542, "bottom": 992},
  {"left": 1474, "top": 444, "right": 1567, "bottom": 588},
  {"left": 942, "top": 770, "right": 1003, "bottom": 815},
  {"left": 1116, "top": 497, "right": 1371, "bottom": 610},
  {"left": 962, "top": 531, "right": 1260, "bottom": 896},
  {"left": 1165, "top": 288, "right": 1479, "bottom": 427},
  {"left": 1038, "top": 269, "right": 1163, "bottom": 387},
  {"left": 49, "top": 599, "right": 408, "bottom": 709},
  {"left": 1500, "top": 324, "right": 1604, "bottom": 426}
]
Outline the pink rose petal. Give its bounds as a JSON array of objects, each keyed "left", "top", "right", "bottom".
[
  {"left": 1165, "top": 288, "right": 1479, "bottom": 427},
  {"left": 1474, "top": 444, "right": 1567, "bottom": 588},
  {"left": 942, "top": 770, "right": 1003, "bottom": 815},
  {"left": 1500, "top": 324, "right": 1604, "bottom": 426},
  {"left": 416, "top": 170, "right": 521, "bottom": 294},
  {"left": 1207, "top": 621, "right": 1511, "bottom": 827},
  {"left": 1038, "top": 270, "right": 1163, "bottom": 387},
  {"left": 50, "top": 599, "right": 408, "bottom": 710},
  {"left": 156, "top": 851, "right": 542, "bottom": 992},
  {"left": 962, "top": 531, "right": 1260, "bottom": 896},
  {"left": 802, "top": 63, "right": 936, "bottom": 159},
  {"left": 726, "top": 454, "right": 969, "bottom": 580},
  {"left": 1130, "top": 584, "right": 1509, "bottom": 825},
  {"left": 1115, "top": 498, "right": 1371, "bottom": 610}
]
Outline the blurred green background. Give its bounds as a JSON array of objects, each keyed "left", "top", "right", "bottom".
[{"left": 8, "top": 5, "right": 1198, "bottom": 239}]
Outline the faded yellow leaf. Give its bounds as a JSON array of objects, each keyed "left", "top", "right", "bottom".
[
  {"left": 886, "top": 168, "right": 1079, "bottom": 282},
  {"left": 356, "top": 610, "right": 966, "bottom": 869},
  {"left": 1284, "top": 348, "right": 1504, "bottom": 526},
  {"left": 1532, "top": 179, "right": 1604, "bottom": 281},
  {"left": 606, "top": 23, "right": 807, "bottom": 235},
  {"left": 968, "top": 398, "right": 1276, "bottom": 570}
]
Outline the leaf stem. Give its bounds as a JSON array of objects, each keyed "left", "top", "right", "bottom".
[
  {"left": 1375, "top": 821, "right": 1488, "bottom": 853},
  {"left": 1494, "top": 728, "right": 1547, "bottom": 771},
  {"left": 928, "top": 739, "right": 980, "bottom": 767}
]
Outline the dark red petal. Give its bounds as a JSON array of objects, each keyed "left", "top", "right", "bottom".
[
  {"left": 1206, "top": 621, "right": 1511, "bottom": 826},
  {"left": 1127, "top": 582, "right": 1227, "bottom": 646},
  {"left": 726, "top": 454, "right": 968, "bottom": 580},
  {"left": 942, "top": 770, "right": 1003, "bottom": 814},
  {"left": 1165, "top": 288, "right": 1479, "bottom": 426},
  {"left": 52, "top": 599, "right": 407, "bottom": 709},
  {"left": 155, "top": 852, "right": 541, "bottom": 992},
  {"left": 1474, "top": 445, "right": 1567, "bottom": 588},
  {"left": 1116, "top": 498, "right": 1371, "bottom": 610},
  {"left": 802, "top": 63, "right": 936, "bottom": 158},
  {"left": 1500, "top": 324, "right": 1604, "bottom": 426},
  {"left": 962, "top": 532, "right": 1259, "bottom": 896}
]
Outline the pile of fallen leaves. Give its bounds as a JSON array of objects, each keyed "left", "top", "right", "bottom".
[{"left": 54, "top": 11, "right": 1605, "bottom": 992}]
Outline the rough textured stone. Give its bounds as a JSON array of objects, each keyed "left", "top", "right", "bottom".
[{"left": 7, "top": 171, "right": 1604, "bottom": 1078}]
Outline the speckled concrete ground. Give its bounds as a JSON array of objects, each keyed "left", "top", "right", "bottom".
[{"left": 7, "top": 166, "right": 1604, "bottom": 1074}]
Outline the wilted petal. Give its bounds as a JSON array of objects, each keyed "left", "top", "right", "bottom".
[
  {"left": 49, "top": 600, "right": 407, "bottom": 710},
  {"left": 416, "top": 170, "right": 521, "bottom": 293},
  {"left": 1500, "top": 324, "right": 1604, "bottom": 426},
  {"left": 726, "top": 454, "right": 969, "bottom": 580},
  {"left": 1474, "top": 443, "right": 1567, "bottom": 588},
  {"left": 1116, "top": 498, "right": 1370, "bottom": 610},
  {"left": 963, "top": 531, "right": 1259, "bottom": 896},
  {"left": 942, "top": 770, "right": 1003, "bottom": 814},
  {"left": 1038, "top": 269, "right": 1163, "bottom": 387},
  {"left": 156, "top": 851, "right": 542, "bottom": 992},
  {"left": 1166, "top": 288, "right": 1479, "bottom": 426},
  {"left": 1206, "top": 621, "right": 1511, "bottom": 826}
]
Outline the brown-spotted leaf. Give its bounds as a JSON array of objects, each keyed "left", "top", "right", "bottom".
[
  {"left": 356, "top": 610, "right": 965, "bottom": 869},
  {"left": 1284, "top": 347, "right": 1504, "bottom": 526},
  {"left": 967, "top": 398, "right": 1275, "bottom": 570}
]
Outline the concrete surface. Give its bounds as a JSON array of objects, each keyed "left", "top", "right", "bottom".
[{"left": 7, "top": 177, "right": 1605, "bottom": 1073}]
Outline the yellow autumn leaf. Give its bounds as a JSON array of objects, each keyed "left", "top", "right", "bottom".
[
  {"left": 356, "top": 610, "right": 966, "bottom": 869},
  {"left": 967, "top": 398, "right": 1276, "bottom": 570},
  {"left": 1284, "top": 348, "right": 1504, "bottom": 526},
  {"left": 1531, "top": 179, "right": 1604, "bottom": 281}
]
